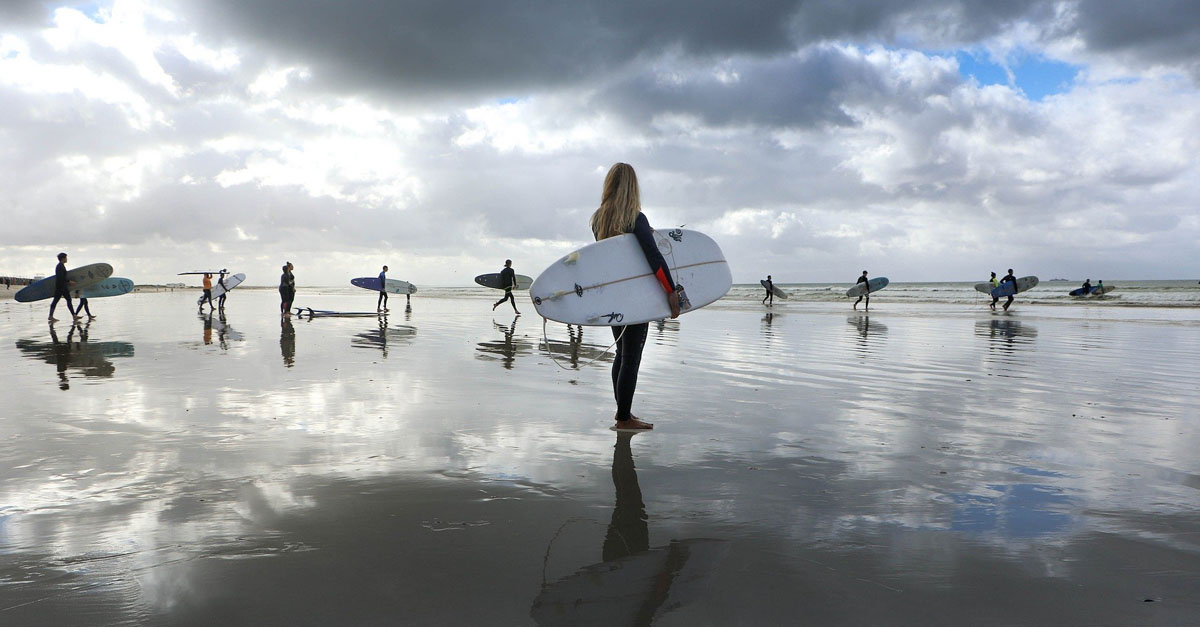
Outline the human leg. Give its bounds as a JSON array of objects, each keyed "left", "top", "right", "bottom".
[{"left": 610, "top": 323, "right": 649, "bottom": 423}]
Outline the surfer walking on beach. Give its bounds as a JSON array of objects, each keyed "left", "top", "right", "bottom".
[
  {"left": 989, "top": 271, "right": 1000, "bottom": 310},
  {"left": 853, "top": 270, "right": 870, "bottom": 310},
  {"left": 378, "top": 265, "right": 389, "bottom": 312},
  {"left": 591, "top": 163, "right": 680, "bottom": 431},
  {"left": 762, "top": 275, "right": 774, "bottom": 307},
  {"left": 217, "top": 270, "right": 229, "bottom": 310},
  {"left": 1002, "top": 268, "right": 1017, "bottom": 311},
  {"left": 48, "top": 252, "right": 79, "bottom": 322},
  {"left": 199, "top": 273, "right": 215, "bottom": 311},
  {"left": 492, "top": 260, "right": 520, "bottom": 314}
]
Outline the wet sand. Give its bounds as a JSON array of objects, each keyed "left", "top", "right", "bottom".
[{"left": 1, "top": 290, "right": 1198, "bottom": 625}]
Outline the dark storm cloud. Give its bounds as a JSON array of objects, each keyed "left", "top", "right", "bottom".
[
  {"left": 173, "top": 0, "right": 1052, "bottom": 101},
  {"left": 1067, "top": 0, "right": 1200, "bottom": 76},
  {"left": 0, "top": 0, "right": 56, "bottom": 25},
  {"left": 600, "top": 46, "right": 962, "bottom": 130}
]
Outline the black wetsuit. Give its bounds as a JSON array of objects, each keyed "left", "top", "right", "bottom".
[
  {"left": 602, "top": 213, "right": 675, "bottom": 423},
  {"left": 853, "top": 275, "right": 869, "bottom": 309},
  {"left": 377, "top": 271, "right": 388, "bottom": 310},
  {"left": 49, "top": 261, "right": 75, "bottom": 319},
  {"left": 762, "top": 280, "right": 773, "bottom": 306},
  {"left": 217, "top": 273, "right": 228, "bottom": 308},
  {"left": 1002, "top": 272, "right": 1017, "bottom": 310},
  {"left": 493, "top": 267, "right": 519, "bottom": 312},
  {"left": 280, "top": 271, "right": 295, "bottom": 313},
  {"left": 1081, "top": 280, "right": 1092, "bottom": 295}
]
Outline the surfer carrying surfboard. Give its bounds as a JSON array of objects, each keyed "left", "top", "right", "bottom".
[
  {"left": 492, "top": 260, "right": 520, "bottom": 314},
  {"left": 48, "top": 252, "right": 79, "bottom": 322},
  {"left": 377, "top": 265, "right": 389, "bottom": 312},
  {"left": 853, "top": 271, "right": 870, "bottom": 310},
  {"left": 989, "top": 272, "right": 1000, "bottom": 310},
  {"left": 1001, "top": 268, "right": 1017, "bottom": 311},
  {"left": 199, "top": 273, "right": 215, "bottom": 312},
  {"left": 762, "top": 275, "right": 774, "bottom": 307},
  {"left": 590, "top": 163, "right": 681, "bottom": 431},
  {"left": 217, "top": 270, "right": 228, "bottom": 310}
]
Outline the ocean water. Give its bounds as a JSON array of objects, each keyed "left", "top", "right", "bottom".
[{"left": 723, "top": 279, "right": 1200, "bottom": 307}]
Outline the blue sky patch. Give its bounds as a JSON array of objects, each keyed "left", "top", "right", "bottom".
[{"left": 955, "top": 49, "right": 1079, "bottom": 100}]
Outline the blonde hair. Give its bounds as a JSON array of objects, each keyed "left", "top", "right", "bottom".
[{"left": 590, "top": 162, "right": 641, "bottom": 240}]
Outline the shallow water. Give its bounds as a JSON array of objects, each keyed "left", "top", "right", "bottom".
[{"left": 1, "top": 290, "right": 1198, "bottom": 625}]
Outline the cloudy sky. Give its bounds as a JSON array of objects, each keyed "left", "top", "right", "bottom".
[{"left": 1, "top": 0, "right": 1197, "bottom": 285}]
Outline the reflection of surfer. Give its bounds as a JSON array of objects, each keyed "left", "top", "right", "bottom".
[
  {"left": 762, "top": 275, "right": 774, "bottom": 307},
  {"left": 852, "top": 270, "right": 869, "bottom": 310},
  {"left": 531, "top": 432, "right": 714, "bottom": 624},
  {"left": 49, "top": 252, "right": 79, "bottom": 322},
  {"left": 280, "top": 316, "right": 295, "bottom": 366},
  {"left": 604, "top": 432, "right": 649, "bottom": 560},
  {"left": 49, "top": 323, "right": 73, "bottom": 390},
  {"left": 202, "top": 311, "right": 213, "bottom": 345},
  {"left": 590, "top": 163, "right": 680, "bottom": 431},
  {"left": 492, "top": 260, "right": 520, "bottom": 314},
  {"left": 495, "top": 315, "right": 519, "bottom": 370},
  {"left": 377, "top": 265, "right": 389, "bottom": 312}
]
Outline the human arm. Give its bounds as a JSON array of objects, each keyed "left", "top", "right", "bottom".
[{"left": 631, "top": 214, "right": 680, "bottom": 318}]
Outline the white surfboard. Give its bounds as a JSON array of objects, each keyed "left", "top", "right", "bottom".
[
  {"left": 197, "top": 273, "right": 245, "bottom": 304},
  {"left": 530, "top": 228, "right": 731, "bottom": 326}
]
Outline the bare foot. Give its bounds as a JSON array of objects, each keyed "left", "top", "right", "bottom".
[{"left": 612, "top": 417, "right": 654, "bottom": 431}]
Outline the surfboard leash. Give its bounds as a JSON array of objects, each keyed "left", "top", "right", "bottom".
[{"left": 540, "top": 317, "right": 625, "bottom": 371}]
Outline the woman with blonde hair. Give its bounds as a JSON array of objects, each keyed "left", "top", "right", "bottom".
[{"left": 591, "top": 163, "right": 680, "bottom": 431}]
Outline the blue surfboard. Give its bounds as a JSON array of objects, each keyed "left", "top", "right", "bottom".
[
  {"left": 75, "top": 277, "right": 134, "bottom": 299},
  {"left": 991, "top": 276, "right": 1039, "bottom": 298},
  {"left": 14, "top": 263, "right": 114, "bottom": 302}
]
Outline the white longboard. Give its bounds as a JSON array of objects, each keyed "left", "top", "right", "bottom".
[
  {"left": 530, "top": 228, "right": 731, "bottom": 326},
  {"left": 198, "top": 273, "right": 245, "bottom": 304}
]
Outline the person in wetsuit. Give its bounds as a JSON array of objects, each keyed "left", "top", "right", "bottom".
[
  {"left": 762, "top": 275, "right": 774, "bottom": 307},
  {"left": 378, "top": 265, "right": 389, "bottom": 312},
  {"left": 217, "top": 269, "right": 229, "bottom": 310},
  {"left": 591, "top": 163, "right": 681, "bottom": 431},
  {"left": 492, "top": 260, "right": 520, "bottom": 314},
  {"left": 279, "top": 263, "right": 295, "bottom": 315},
  {"left": 48, "top": 252, "right": 78, "bottom": 322},
  {"left": 1001, "top": 268, "right": 1017, "bottom": 311},
  {"left": 199, "top": 273, "right": 214, "bottom": 311},
  {"left": 1080, "top": 278, "right": 1092, "bottom": 295},
  {"left": 988, "top": 271, "right": 1000, "bottom": 310},
  {"left": 853, "top": 270, "right": 870, "bottom": 310}
]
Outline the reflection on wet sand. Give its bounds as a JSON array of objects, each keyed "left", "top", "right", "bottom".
[
  {"left": 476, "top": 315, "right": 533, "bottom": 369},
  {"left": 200, "top": 310, "right": 213, "bottom": 345},
  {"left": 351, "top": 319, "right": 417, "bottom": 357},
  {"left": 539, "top": 324, "right": 614, "bottom": 369},
  {"left": 14, "top": 322, "right": 134, "bottom": 390},
  {"left": 531, "top": 433, "right": 725, "bottom": 625},
  {"left": 848, "top": 314, "right": 888, "bottom": 357},
  {"left": 280, "top": 317, "right": 295, "bottom": 367},
  {"left": 215, "top": 311, "right": 243, "bottom": 349},
  {"left": 976, "top": 318, "right": 1038, "bottom": 341}
]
